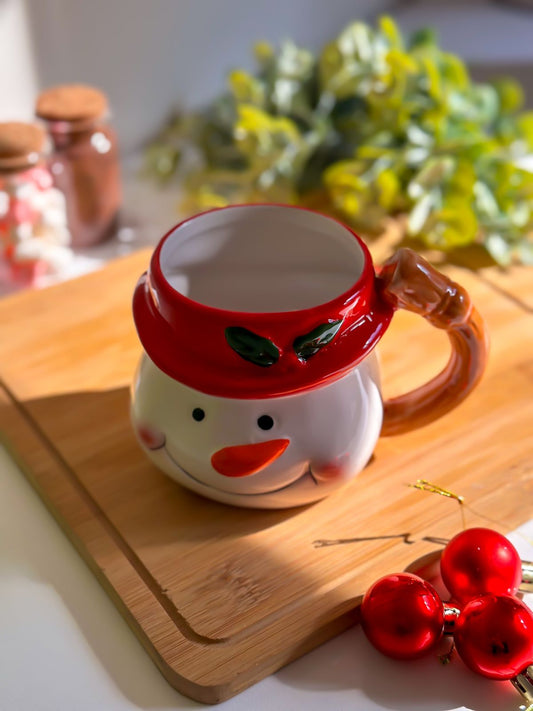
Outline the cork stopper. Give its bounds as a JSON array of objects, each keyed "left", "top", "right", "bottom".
[
  {"left": 36, "top": 84, "right": 108, "bottom": 123},
  {"left": 0, "top": 122, "right": 46, "bottom": 172}
]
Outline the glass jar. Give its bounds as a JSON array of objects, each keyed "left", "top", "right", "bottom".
[
  {"left": 0, "top": 121, "right": 71, "bottom": 285},
  {"left": 36, "top": 84, "right": 122, "bottom": 248}
]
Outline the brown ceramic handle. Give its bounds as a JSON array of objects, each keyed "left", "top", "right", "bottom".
[{"left": 377, "top": 248, "right": 489, "bottom": 436}]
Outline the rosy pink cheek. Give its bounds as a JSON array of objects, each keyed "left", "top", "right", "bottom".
[
  {"left": 136, "top": 424, "right": 166, "bottom": 450},
  {"left": 312, "top": 455, "right": 351, "bottom": 482}
]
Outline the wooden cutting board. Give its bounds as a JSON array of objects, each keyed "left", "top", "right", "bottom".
[{"left": 0, "top": 249, "right": 532, "bottom": 704}]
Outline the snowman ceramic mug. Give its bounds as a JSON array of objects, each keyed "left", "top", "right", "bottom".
[{"left": 131, "top": 205, "right": 488, "bottom": 509}]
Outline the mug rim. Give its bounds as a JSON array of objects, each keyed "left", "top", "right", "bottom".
[
  {"left": 133, "top": 204, "right": 394, "bottom": 399},
  {"left": 150, "top": 203, "right": 374, "bottom": 319}
]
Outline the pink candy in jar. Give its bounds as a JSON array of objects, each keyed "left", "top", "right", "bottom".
[{"left": 0, "top": 121, "right": 71, "bottom": 285}]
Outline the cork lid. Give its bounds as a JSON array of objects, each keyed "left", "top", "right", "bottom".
[
  {"left": 36, "top": 84, "right": 108, "bottom": 123},
  {"left": 0, "top": 122, "right": 46, "bottom": 172}
]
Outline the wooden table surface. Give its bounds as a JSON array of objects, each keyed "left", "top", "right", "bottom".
[{"left": 0, "top": 247, "right": 531, "bottom": 703}]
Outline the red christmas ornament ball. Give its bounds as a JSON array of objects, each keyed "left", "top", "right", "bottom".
[
  {"left": 454, "top": 594, "right": 533, "bottom": 680},
  {"left": 440, "top": 528, "right": 522, "bottom": 603},
  {"left": 361, "top": 573, "right": 444, "bottom": 660}
]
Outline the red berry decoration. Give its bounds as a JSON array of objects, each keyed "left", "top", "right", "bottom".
[
  {"left": 440, "top": 528, "right": 522, "bottom": 603},
  {"left": 361, "top": 573, "right": 444, "bottom": 660},
  {"left": 454, "top": 594, "right": 533, "bottom": 680}
]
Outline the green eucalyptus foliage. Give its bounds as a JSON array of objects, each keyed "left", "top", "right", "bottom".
[{"left": 147, "top": 16, "right": 533, "bottom": 265}]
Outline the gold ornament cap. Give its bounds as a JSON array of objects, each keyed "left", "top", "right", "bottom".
[{"left": 512, "top": 664, "right": 533, "bottom": 709}]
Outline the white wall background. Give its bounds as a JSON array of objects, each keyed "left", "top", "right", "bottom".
[
  {"left": 394, "top": 0, "right": 533, "bottom": 63},
  {"left": 0, "top": 0, "right": 38, "bottom": 121},
  {"left": 2, "top": 0, "right": 533, "bottom": 153},
  {"left": 1, "top": 0, "right": 393, "bottom": 152},
  {"left": 394, "top": 0, "right": 533, "bottom": 105}
]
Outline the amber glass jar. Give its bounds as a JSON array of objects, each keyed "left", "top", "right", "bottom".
[{"left": 36, "top": 84, "right": 121, "bottom": 247}]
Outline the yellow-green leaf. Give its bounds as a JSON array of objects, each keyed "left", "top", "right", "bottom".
[
  {"left": 421, "top": 56, "right": 442, "bottom": 101},
  {"left": 379, "top": 15, "right": 403, "bottom": 49},
  {"left": 254, "top": 41, "right": 275, "bottom": 66},
  {"left": 440, "top": 53, "right": 469, "bottom": 90},
  {"left": 408, "top": 192, "right": 435, "bottom": 234},
  {"left": 493, "top": 77, "right": 524, "bottom": 114},
  {"left": 376, "top": 169, "right": 400, "bottom": 209},
  {"left": 517, "top": 112, "right": 533, "bottom": 149},
  {"left": 386, "top": 48, "right": 417, "bottom": 75},
  {"left": 228, "top": 70, "right": 265, "bottom": 106}
]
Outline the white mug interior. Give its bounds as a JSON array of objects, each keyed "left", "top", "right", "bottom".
[{"left": 159, "top": 205, "right": 366, "bottom": 313}]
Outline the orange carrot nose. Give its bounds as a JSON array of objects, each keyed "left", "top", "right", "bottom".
[{"left": 211, "top": 439, "right": 290, "bottom": 477}]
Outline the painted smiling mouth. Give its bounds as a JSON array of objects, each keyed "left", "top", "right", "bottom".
[{"left": 148, "top": 439, "right": 316, "bottom": 497}]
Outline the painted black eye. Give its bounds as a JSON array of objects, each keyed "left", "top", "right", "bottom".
[
  {"left": 257, "top": 415, "right": 274, "bottom": 430},
  {"left": 192, "top": 408, "right": 205, "bottom": 422}
]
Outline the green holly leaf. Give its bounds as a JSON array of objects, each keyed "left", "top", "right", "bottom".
[
  {"left": 225, "top": 327, "right": 280, "bottom": 367},
  {"left": 293, "top": 320, "right": 343, "bottom": 361}
]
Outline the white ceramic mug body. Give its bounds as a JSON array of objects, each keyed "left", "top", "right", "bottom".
[{"left": 131, "top": 353, "right": 382, "bottom": 508}]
